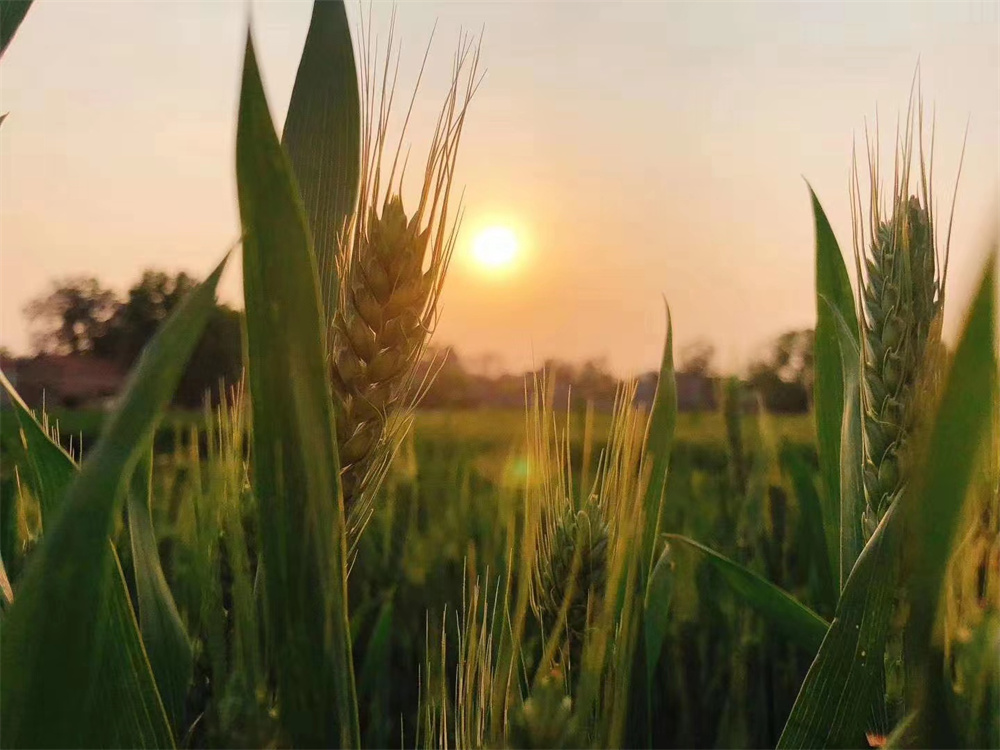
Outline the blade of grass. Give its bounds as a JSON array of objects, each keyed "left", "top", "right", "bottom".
[
  {"left": 665, "top": 533, "right": 830, "bottom": 652},
  {"left": 237, "top": 31, "right": 359, "bottom": 748},
  {"left": 128, "top": 446, "right": 193, "bottom": 735},
  {"left": 282, "top": 0, "right": 360, "bottom": 328},
  {"left": 809, "top": 185, "right": 858, "bottom": 590},
  {"left": 0, "top": 0, "right": 34, "bottom": 59},
  {"left": 641, "top": 301, "right": 677, "bottom": 576},
  {"left": 0, "top": 258, "right": 226, "bottom": 748}
]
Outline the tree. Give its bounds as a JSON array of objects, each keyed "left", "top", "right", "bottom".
[
  {"left": 678, "top": 339, "right": 716, "bottom": 376},
  {"left": 100, "top": 271, "right": 197, "bottom": 365},
  {"left": 174, "top": 304, "right": 244, "bottom": 408},
  {"left": 24, "top": 277, "right": 119, "bottom": 355},
  {"left": 746, "top": 328, "right": 814, "bottom": 413},
  {"left": 24, "top": 269, "right": 243, "bottom": 407}
]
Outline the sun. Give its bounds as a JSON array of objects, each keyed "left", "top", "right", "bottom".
[{"left": 472, "top": 226, "right": 519, "bottom": 271}]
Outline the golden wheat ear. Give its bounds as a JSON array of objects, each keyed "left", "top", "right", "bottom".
[{"left": 331, "top": 19, "right": 483, "bottom": 547}]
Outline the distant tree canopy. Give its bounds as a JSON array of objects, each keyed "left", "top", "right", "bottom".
[
  {"left": 24, "top": 270, "right": 243, "bottom": 407},
  {"left": 746, "top": 329, "right": 814, "bottom": 413},
  {"left": 678, "top": 339, "right": 716, "bottom": 376},
  {"left": 25, "top": 277, "right": 118, "bottom": 356}
]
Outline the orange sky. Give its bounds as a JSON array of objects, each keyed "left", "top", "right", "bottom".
[{"left": 1, "top": 1, "right": 997, "bottom": 375}]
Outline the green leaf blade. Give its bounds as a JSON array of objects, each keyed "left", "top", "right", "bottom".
[
  {"left": 282, "top": 0, "right": 361, "bottom": 327},
  {"left": 809, "top": 185, "right": 858, "bottom": 590},
  {"left": 641, "top": 303, "right": 678, "bottom": 575},
  {"left": 643, "top": 545, "right": 676, "bottom": 677},
  {"left": 128, "top": 448, "right": 193, "bottom": 735},
  {"left": 0, "top": 371, "right": 77, "bottom": 522},
  {"left": 665, "top": 533, "right": 830, "bottom": 653},
  {"left": 236, "top": 31, "right": 359, "bottom": 748},
  {"left": 820, "top": 296, "right": 865, "bottom": 589}
]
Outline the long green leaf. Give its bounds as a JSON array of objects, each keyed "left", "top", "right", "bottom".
[
  {"left": 128, "top": 447, "right": 193, "bottom": 735},
  {"left": 0, "top": 371, "right": 77, "bottom": 522},
  {"left": 906, "top": 256, "right": 996, "bottom": 747},
  {"left": 0, "top": 259, "right": 225, "bottom": 748},
  {"left": 821, "top": 296, "right": 865, "bottom": 588},
  {"left": 777, "top": 499, "right": 901, "bottom": 749},
  {"left": 236, "top": 32, "right": 359, "bottom": 748},
  {"left": 642, "top": 302, "right": 677, "bottom": 576},
  {"left": 0, "top": 0, "right": 34, "bottom": 59},
  {"left": 643, "top": 544, "right": 676, "bottom": 677},
  {"left": 282, "top": 0, "right": 360, "bottom": 327},
  {"left": 808, "top": 185, "right": 858, "bottom": 590},
  {"left": 665, "top": 534, "right": 829, "bottom": 653}
]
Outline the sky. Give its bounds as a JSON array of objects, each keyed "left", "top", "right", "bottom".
[{"left": 1, "top": 0, "right": 997, "bottom": 376}]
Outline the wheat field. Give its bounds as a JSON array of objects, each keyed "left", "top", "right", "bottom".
[{"left": 0, "top": 2, "right": 997, "bottom": 749}]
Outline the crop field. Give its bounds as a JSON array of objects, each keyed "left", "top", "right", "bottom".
[{"left": 0, "top": 2, "right": 997, "bottom": 749}]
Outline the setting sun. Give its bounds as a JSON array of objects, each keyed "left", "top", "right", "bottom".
[{"left": 472, "top": 226, "right": 519, "bottom": 271}]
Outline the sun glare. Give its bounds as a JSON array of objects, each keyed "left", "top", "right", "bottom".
[{"left": 472, "top": 226, "right": 519, "bottom": 271}]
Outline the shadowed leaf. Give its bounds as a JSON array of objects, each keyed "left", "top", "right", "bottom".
[
  {"left": 809, "top": 185, "right": 858, "bottom": 591},
  {"left": 821, "top": 296, "right": 865, "bottom": 588},
  {"left": 128, "top": 447, "right": 193, "bottom": 734},
  {"left": 643, "top": 544, "right": 676, "bottom": 676},
  {"left": 665, "top": 533, "right": 829, "bottom": 652},
  {"left": 0, "top": 0, "right": 34, "bottom": 59},
  {"left": 237, "top": 31, "right": 359, "bottom": 748}
]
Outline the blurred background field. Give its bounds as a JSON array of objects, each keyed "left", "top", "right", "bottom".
[
  {"left": 1, "top": 399, "right": 823, "bottom": 747},
  {"left": 25, "top": 406, "right": 815, "bottom": 458}
]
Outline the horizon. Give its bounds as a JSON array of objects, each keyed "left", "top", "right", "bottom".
[{"left": 1, "top": 1, "right": 997, "bottom": 377}]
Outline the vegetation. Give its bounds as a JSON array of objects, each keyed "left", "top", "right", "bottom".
[
  {"left": 0, "top": 2, "right": 997, "bottom": 749},
  {"left": 22, "top": 270, "right": 243, "bottom": 407}
]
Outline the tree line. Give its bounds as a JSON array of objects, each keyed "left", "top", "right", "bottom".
[
  {"left": 17, "top": 271, "right": 815, "bottom": 413},
  {"left": 22, "top": 271, "right": 242, "bottom": 408}
]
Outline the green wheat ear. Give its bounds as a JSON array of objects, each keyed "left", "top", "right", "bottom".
[
  {"left": 851, "top": 87, "right": 966, "bottom": 731},
  {"left": 535, "top": 498, "right": 611, "bottom": 677},
  {"left": 859, "top": 195, "right": 942, "bottom": 541},
  {"left": 507, "top": 668, "right": 585, "bottom": 750}
]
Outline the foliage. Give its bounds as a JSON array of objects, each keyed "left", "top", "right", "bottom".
[
  {"left": 22, "top": 270, "right": 243, "bottom": 407},
  {"left": 747, "top": 329, "right": 815, "bottom": 413},
  {"left": 24, "top": 276, "right": 119, "bottom": 355}
]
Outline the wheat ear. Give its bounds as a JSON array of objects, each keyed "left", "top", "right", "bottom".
[{"left": 332, "top": 18, "right": 482, "bottom": 543}]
